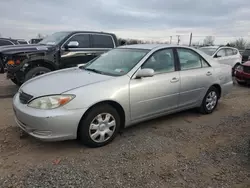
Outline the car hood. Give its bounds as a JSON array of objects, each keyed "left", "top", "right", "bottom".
[
  {"left": 243, "top": 61, "right": 250, "bottom": 66},
  {"left": 0, "top": 44, "right": 55, "bottom": 55},
  {"left": 20, "top": 68, "right": 114, "bottom": 97}
]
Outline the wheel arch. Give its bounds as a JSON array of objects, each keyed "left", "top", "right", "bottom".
[
  {"left": 77, "top": 100, "right": 126, "bottom": 138},
  {"left": 24, "top": 59, "right": 57, "bottom": 72},
  {"left": 210, "top": 84, "right": 221, "bottom": 99}
]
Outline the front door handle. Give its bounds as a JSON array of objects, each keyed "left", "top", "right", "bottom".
[
  {"left": 206, "top": 71, "right": 212, "bottom": 76},
  {"left": 170, "top": 77, "right": 179, "bottom": 83}
]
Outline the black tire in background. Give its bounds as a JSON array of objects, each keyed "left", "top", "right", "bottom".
[
  {"left": 199, "top": 86, "right": 219, "bottom": 114},
  {"left": 78, "top": 104, "right": 121, "bottom": 148},
  {"left": 232, "top": 63, "right": 241, "bottom": 77},
  {"left": 24, "top": 67, "right": 51, "bottom": 82},
  {"left": 11, "top": 78, "right": 22, "bottom": 86}
]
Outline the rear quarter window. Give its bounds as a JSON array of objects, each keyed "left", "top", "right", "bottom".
[{"left": 92, "top": 34, "right": 114, "bottom": 48}]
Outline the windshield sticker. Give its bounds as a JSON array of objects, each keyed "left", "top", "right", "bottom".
[{"left": 114, "top": 69, "right": 124, "bottom": 73}]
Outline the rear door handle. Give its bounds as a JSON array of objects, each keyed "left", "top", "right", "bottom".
[
  {"left": 206, "top": 71, "right": 212, "bottom": 76},
  {"left": 170, "top": 77, "right": 179, "bottom": 83}
]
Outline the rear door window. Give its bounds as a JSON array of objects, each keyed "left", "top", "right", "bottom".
[
  {"left": 92, "top": 34, "right": 114, "bottom": 48},
  {"left": 226, "top": 48, "right": 234, "bottom": 56},
  {"left": 17, "top": 40, "right": 28, "bottom": 44},
  {"left": 216, "top": 49, "right": 226, "bottom": 57}
]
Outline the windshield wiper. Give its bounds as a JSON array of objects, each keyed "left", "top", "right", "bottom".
[{"left": 84, "top": 68, "right": 103, "bottom": 74}]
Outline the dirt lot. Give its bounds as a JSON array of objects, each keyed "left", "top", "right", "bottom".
[{"left": 0, "top": 74, "right": 250, "bottom": 188}]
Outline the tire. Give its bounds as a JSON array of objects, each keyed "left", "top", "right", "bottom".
[
  {"left": 232, "top": 63, "right": 240, "bottom": 77},
  {"left": 11, "top": 78, "right": 22, "bottom": 86},
  {"left": 78, "top": 104, "right": 121, "bottom": 148},
  {"left": 199, "top": 86, "right": 219, "bottom": 114},
  {"left": 24, "top": 67, "right": 51, "bottom": 82}
]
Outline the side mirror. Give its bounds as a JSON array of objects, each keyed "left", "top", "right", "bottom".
[
  {"left": 136, "top": 68, "right": 154, "bottom": 78},
  {"left": 65, "top": 41, "right": 79, "bottom": 48}
]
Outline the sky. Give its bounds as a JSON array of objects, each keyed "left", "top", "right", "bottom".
[{"left": 1, "top": 0, "right": 250, "bottom": 45}]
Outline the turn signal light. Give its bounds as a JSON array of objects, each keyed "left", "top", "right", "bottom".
[{"left": 7, "top": 60, "right": 15, "bottom": 65}]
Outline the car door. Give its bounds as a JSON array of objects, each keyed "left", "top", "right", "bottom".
[
  {"left": 129, "top": 48, "right": 180, "bottom": 121},
  {"left": 214, "top": 48, "right": 228, "bottom": 65},
  {"left": 225, "top": 48, "right": 236, "bottom": 67},
  {"left": 176, "top": 48, "right": 214, "bottom": 108},
  {"left": 60, "top": 33, "right": 93, "bottom": 68}
]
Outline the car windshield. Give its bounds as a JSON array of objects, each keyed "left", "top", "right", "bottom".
[
  {"left": 82, "top": 48, "right": 149, "bottom": 76},
  {"left": 38, "top": 32, "right": 71, "bottom": 45},
  {"left": 199, "top": 48, "right": 217, "bottom": 56}
]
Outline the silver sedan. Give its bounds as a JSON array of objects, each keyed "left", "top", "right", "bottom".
[{"left": 13, "top": 44, "right": 233, "bottom": 147}]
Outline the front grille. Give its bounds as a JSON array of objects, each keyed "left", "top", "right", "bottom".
[
  {"left": 19, "top": 91, "right": 33, "bottom": 104},
  {"left": 243, "top": 66, "right": 250, "bottom": 74}
]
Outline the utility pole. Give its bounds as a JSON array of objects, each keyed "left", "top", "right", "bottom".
[
  {"left": 189, "top": 32, "right": 193, "bottom": 46},
  {"left": 176, "top": 35, "right": 180, "bottom": 45},
  {"left": 169, "top": 36, "right": 172, "bottom": 44}
]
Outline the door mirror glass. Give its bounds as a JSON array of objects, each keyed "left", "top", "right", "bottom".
[
  {"left": 66, "top": 41, "right": 79, "bottom": 48},
  {"left": 136, "top": 68, "right": 154, "bottom": 78}
]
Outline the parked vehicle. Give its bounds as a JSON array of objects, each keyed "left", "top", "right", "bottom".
[
  {"left": 13, "top": 44, "right": 233, "bottom": 147},
  {"left": 200, "top": 46, "right": 242, "bottom": 75},
  {"left": 0, "top": 38, "right": 28, "bottom": 46},
  {"left": 0, "top": 38, "right": 29, "bottom": 73},
  {"left": 234, "top": 61, "right": 250, "bottom": 85},
  {"left": 29, "top": 38, "right": 43, "bottom": 44},
  {"left": 241, "top": 48, "right": 250, "bottom": 63},
  {"left": 0, "top": 31, "right": 119, "bottom": 85}
]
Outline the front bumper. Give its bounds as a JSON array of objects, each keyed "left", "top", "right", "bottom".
[
  {"left": 13, "top": 92, "right": 87, "bottom": 141},
  {"left": 235, "top": 70, "right": 250, "bottom": 83}
]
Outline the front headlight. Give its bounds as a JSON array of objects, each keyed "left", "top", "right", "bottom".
[
  {"left": 236, "top": 65, "right": 243, "bottom": 71},
  {"left": 28, "top": 95, "right": 75, "bottom": 109}
]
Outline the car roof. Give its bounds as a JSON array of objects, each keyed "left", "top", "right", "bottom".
[
  {"left": 0, "top": 38, "right": 19, "bottom": 42},
  {"left": 118, "top": 44, "right": 188, "bottom": 50},
  {"left": 200, "top": 46, "right": 220, "bottom": 49},
  {"left": 61, "top": 31, "right": 116, "bottom": 36}
]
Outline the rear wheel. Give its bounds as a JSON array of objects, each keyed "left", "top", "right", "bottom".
[
  {"left": 199, "top": 86, "right": 219, "bottom": 114},
  {"left": 24, "top": 67, "right": 51, "bottom": 82},
  {"left": 78, "top": 104, "right": 121, "bottom": 148}
]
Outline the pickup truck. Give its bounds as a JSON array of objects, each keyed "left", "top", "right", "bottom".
[{"left": 0, "top": 31, "right": 119, "bottom": 85}]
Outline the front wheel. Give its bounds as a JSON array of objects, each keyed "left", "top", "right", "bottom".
[
  {"left": 199, "top": 86, "right": 219, "bottom": 114},
  {"left": 232, "top": 63, "right": 241, "bottom": 77},
  {"left": 78, "top": 104, "right": 121, "bottom": 147},
  {"left": 11, "top": 78, "right": 22, "bottom": 86},
  {"left": 24, "top": 67, "right": 51, "bottom": 82}
]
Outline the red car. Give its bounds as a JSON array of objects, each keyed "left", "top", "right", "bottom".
[{"left": 235, "top": 61, "right": 250, "bottom": 85}]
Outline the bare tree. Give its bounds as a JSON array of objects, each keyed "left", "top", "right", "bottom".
[
  {"left": 203, "top": 36, "right": 215, "bottom": 46},
  {"left": 229, "top": 38, "right": 247, "bottom": 50}
]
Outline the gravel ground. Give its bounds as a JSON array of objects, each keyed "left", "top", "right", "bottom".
[{"left": 0, "top": 79, "right": 250, "bottom": 188}]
